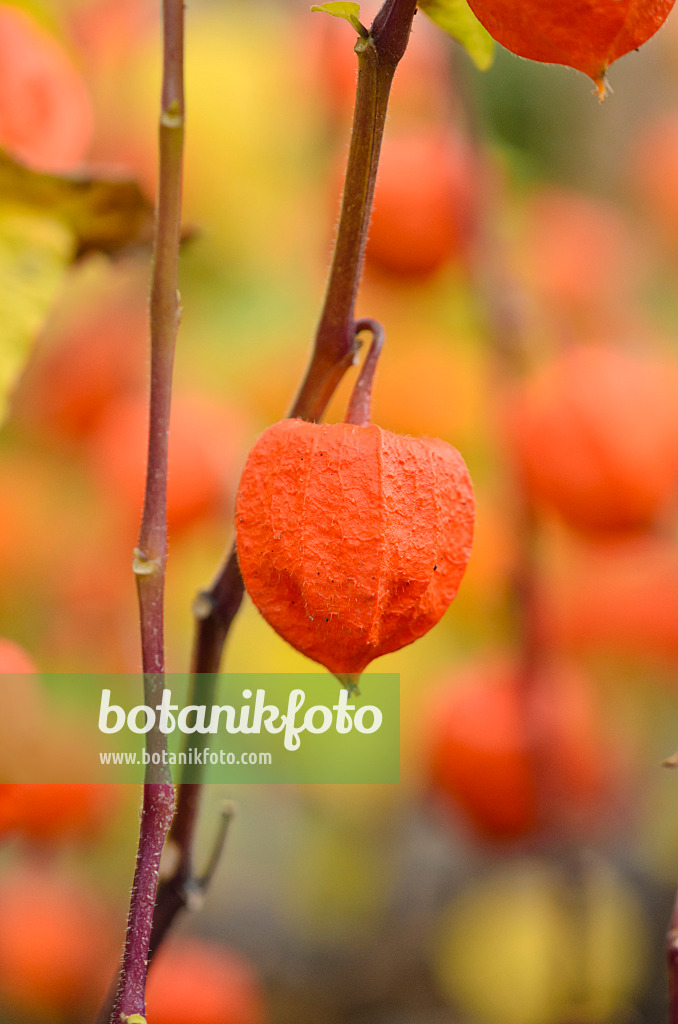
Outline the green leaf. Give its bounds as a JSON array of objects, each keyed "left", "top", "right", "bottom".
[
  {"left": 310, "top": 2, "right": 367, "bottom": 37},
  {"left": 0, "top": 205, "right": 72, "bottom": 426},
  {"left": 418, "top": 0, "right": 494, "bottom": 70}
]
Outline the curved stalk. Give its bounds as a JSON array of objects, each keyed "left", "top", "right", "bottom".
[{"left": 345, "top": 319, "right": 385, "bottom": 427}]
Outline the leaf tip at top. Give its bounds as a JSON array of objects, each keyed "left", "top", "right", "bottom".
[
  {"left": 311, "top": 2, "right": 368, "bottom": 37},
  {"left": 418, "top": 0, "right": 495, "bottom": 70}
]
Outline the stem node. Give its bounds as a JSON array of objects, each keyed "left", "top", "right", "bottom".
[
  {"left": 192, "top": 591, "right": 215, "bottom": 620},
  {"left": 133, "top": 549, "right": 162, "bottom": 577}
]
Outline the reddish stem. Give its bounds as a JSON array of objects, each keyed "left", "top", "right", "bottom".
[
  {"left": 345, "top": 318, "right": 385, "bottom": 426},
  {"left": 668, "top": 903, "right": 678, "bottom": 1024},
  {"left": 101, "top": 0, "right": 184, "bottom": 1020},
  {"left": 290, "top": 0, "right": 417, "bottom": 422}
]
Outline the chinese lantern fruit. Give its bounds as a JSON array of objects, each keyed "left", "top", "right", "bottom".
[
  {"left": 0, "top": 783, "right": 119, "bottom": 844},
  {"left": 366, "top": 129, "right": 477, "bottom": 278},
  {"left": 70, "top": 0, "right": 158, "bottom": 71},
  {"left": 235, "top": 419, "right": 474, "bottom": 678},
  {"left": 464, "top": 0, "right": 675, "bottom": 96},
  {"left": 633, "top": 113, "right": 678, "bottom": 249},
  {"left": 520, "top": 189, "right": 637, "bottom": 324},
  {"left": 0, "top": 865, "right": 115, "bottom": 1015},
  {"left": 546, "top": 535, "right": 678, "bottom": 663},
  {"left": 145, "top": 938, "right": 266, "bottom": 1024},
  {"left": 424, "top": 659, "right": 610, "bottom": 842},
  {"left": 16, "top": 271, "right": 148, "bottom": 442},
  {"left": 0, "top": 4, "right": 92, "bottom": 171},
  {"left": 90, "top": 393, "right": 243, "bottom": 535},
  {"left": 0, "top": 639, "right": 48, "bottom": 780},
  {"left": 505, "top": 344, "right": 678, "bottom": 534},
  {"left": 0, "top": 641, "right": 44, "bottom": 790},
  {"left": 0, "top": 637, "right": 37, "bottom": 674}
]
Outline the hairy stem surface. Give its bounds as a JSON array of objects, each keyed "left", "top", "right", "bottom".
[{"left": 101, "top": 0, "right": 185, "bottom": 1020}]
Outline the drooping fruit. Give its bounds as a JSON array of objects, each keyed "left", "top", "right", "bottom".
[
  {"left": 632, "top": 112, "right": 678, "bottom": 251},
  {"left": 424, "top": 658, "right": 613, "bottom": 842},
  {"left": 0, "top": 4, "right": 93, "bottom": 171},
  {"left": 14, "top": 266, "right": 148, "bottom": 443},
  {"left": 145, "top": 938, "right": 267, "bottom": 1024},
  {"left": 0, "top": 783, "right": 119, "bottom": 844},
  {"left": 235, "top": 419, "right": 474, "bottom": 678},
  {"left": 90, "top": 393, "right": 244, "bottom": 535},
  {"left": 519, "top": 188, "right": 637, "bottom": 327},
  {"left": 464, "top": 0, "right": 676, "bottom": 97},
  {"left": 0, "top": 864, "right": 115, "bottom": 1016},
  {"left": 70, "top": 0, "right": 158, "bottom": 71},
  {"left": 545, "top": 534, "right": 678, "bottom": 664},
  {"left": 505, "top": 343, "right": 678, "bottom": 534},
  {"left": 0, "top": 637, "right": 37, "bottom": 674},
  {"left": 365, "top": 128, "right": 477, "bottom": 278}
]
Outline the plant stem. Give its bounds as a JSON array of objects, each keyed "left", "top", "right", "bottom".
[
  {"left": 345, "top": 319, "right": 385, "bottom": 427},
  {"left": 291, "top": 0, "right": 418, "bottom": 421},
  {"left": 668, "top": 901, "right": 678, "bottom": 1024},
  {"left": 102, "top": 0, "right": 184, "bottom": 1020},
  {"left": 149, "top": 0, "right": 418, "bottom": 955},
  {"left": 467, "top": 95, "right": 575, "bottom": 844}
]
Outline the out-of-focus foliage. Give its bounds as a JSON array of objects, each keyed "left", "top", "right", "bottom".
[
  {"left": 2, "top": 2, "right": 678, "bottom": 1024},
  {"left": 418, "top": 0, "right": 495, "bottom": 70},
  {"left": 0, "top": 204, "right": 71, "bottom": 425}
]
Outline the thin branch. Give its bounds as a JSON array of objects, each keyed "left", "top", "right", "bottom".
[
  {"left": 290, "top": 0, "right": 417, "bottom": 422},
  {"left": 197, "top": 801, "right": 236, "bottom": 891},
  {"left": 668, "top": 899, "right": 678, "bottom": 1024},
  {"left": 100, "top": 0, "right": 185, "bottom": 1020},
  {"left": 149, "top": 801, "right": 236, "bottom": 962},
  {"left": 149, "top": 0, "right": 418, "bottom": 957},
  {"left": 461, "top": 67, "right": 572, "bottom": 842}
]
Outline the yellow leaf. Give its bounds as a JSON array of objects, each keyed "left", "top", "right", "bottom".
[
  {"left": 0, "top": 149, "right": 156, "bottom": 257},
  {"left": 311, "top": 2, "right": 367, "bottom": 36},
  {"left": 418, "top": 0, "right": 494, "bottom": 70},
  {"left": 0, "top": 204, "right": 72, "bottom": 425}
]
